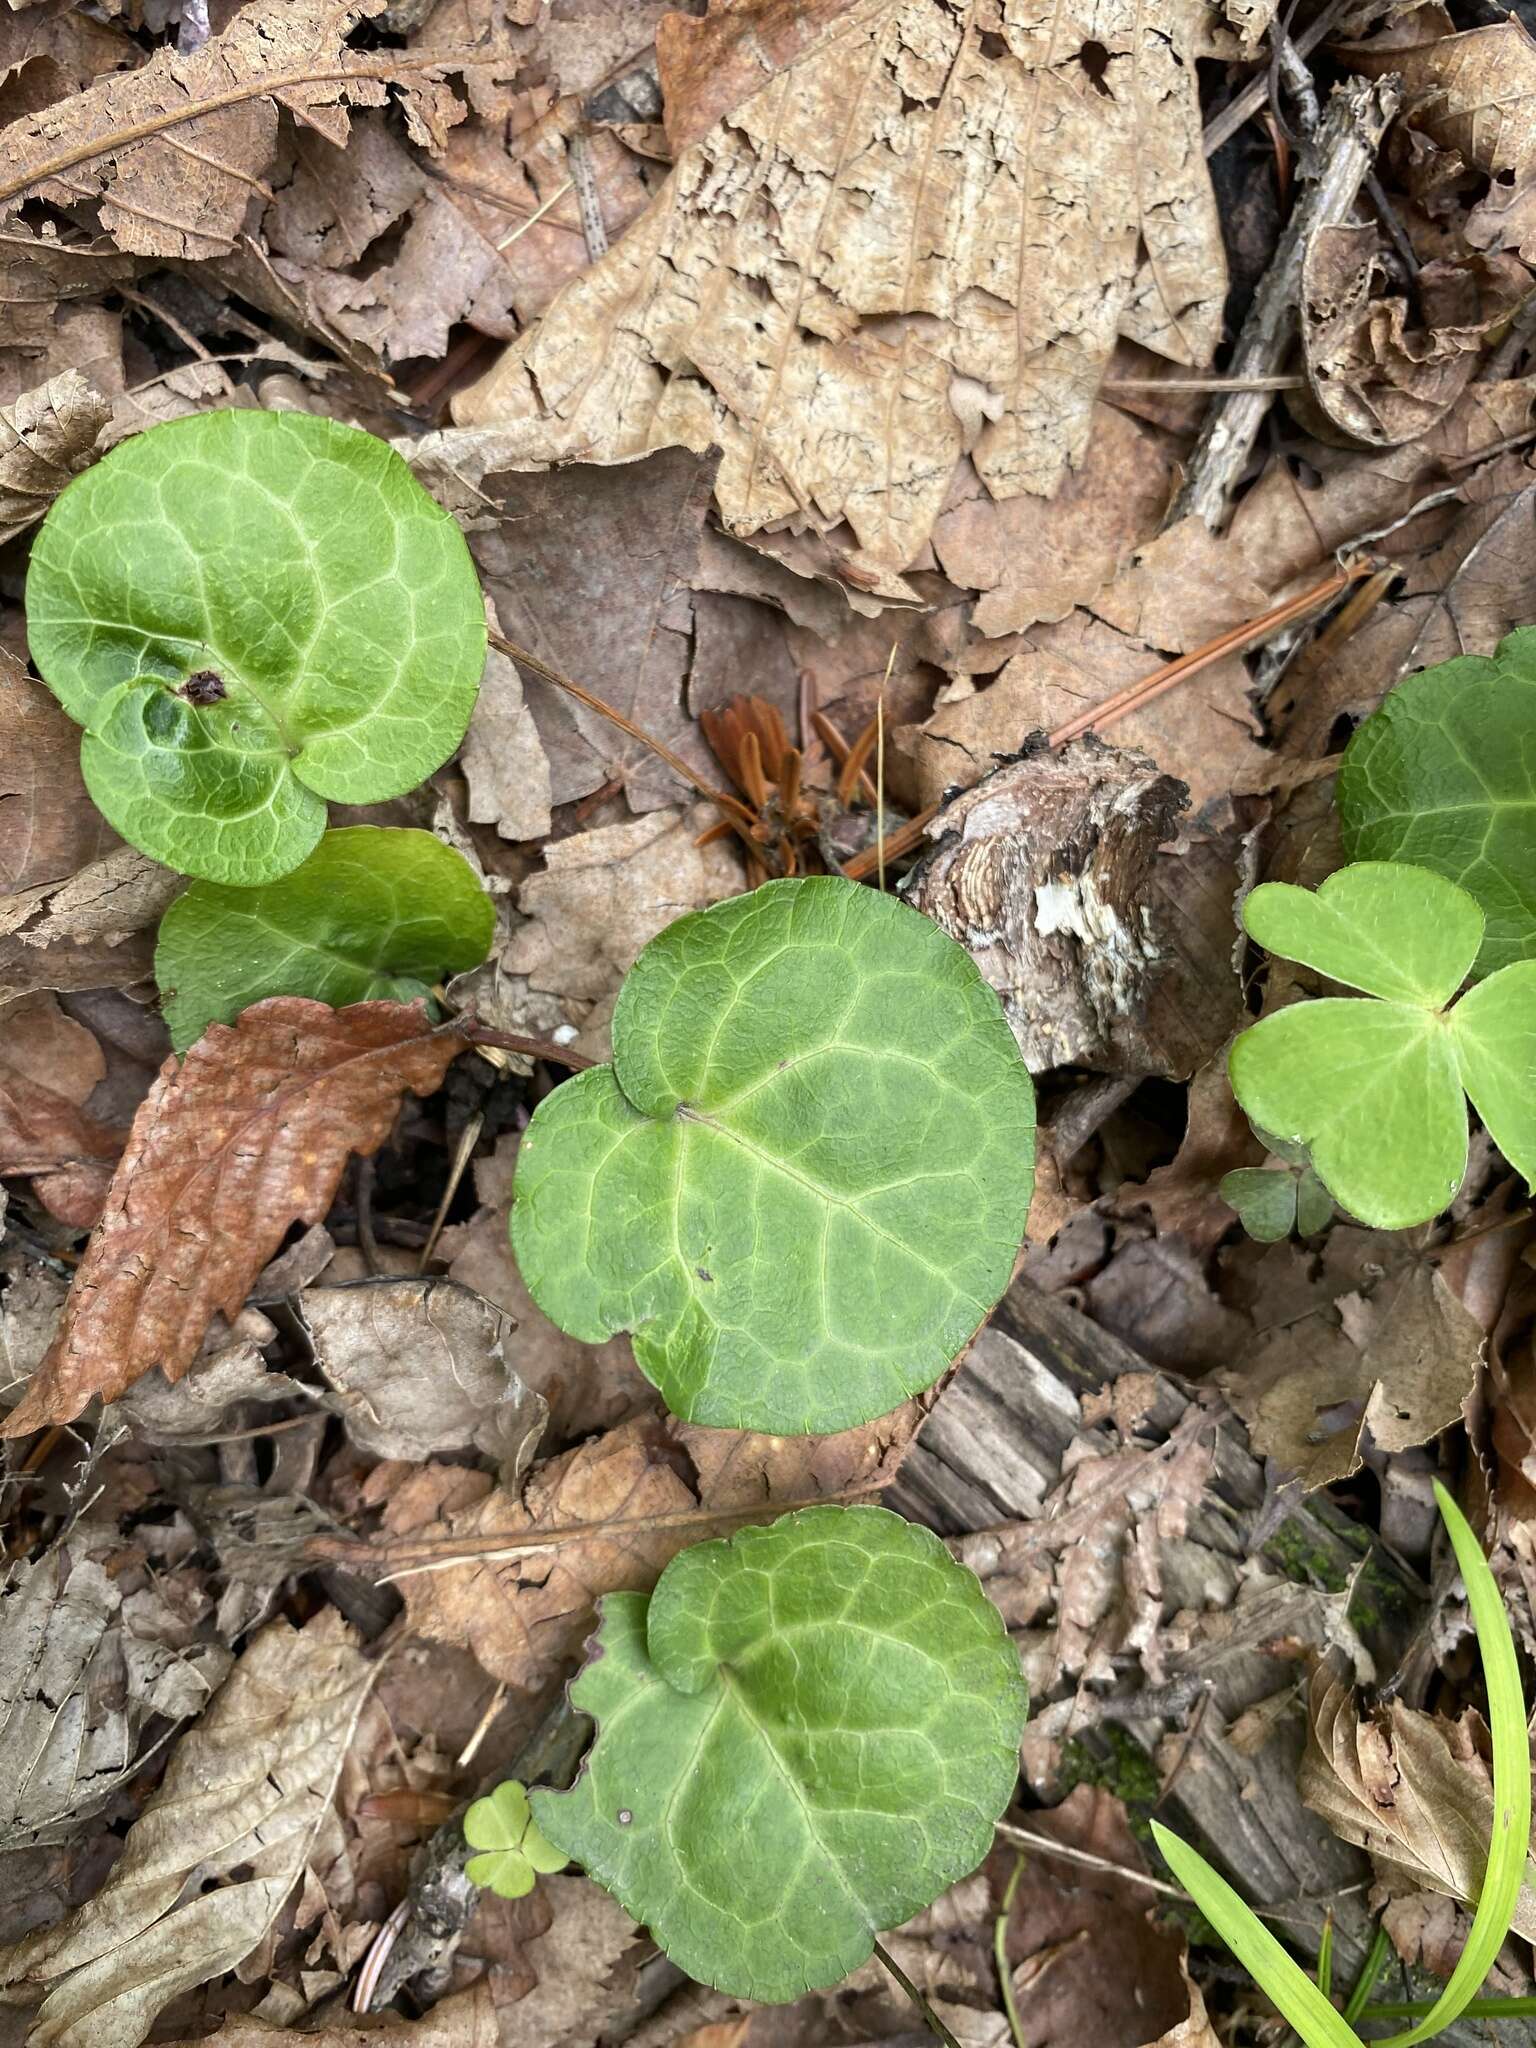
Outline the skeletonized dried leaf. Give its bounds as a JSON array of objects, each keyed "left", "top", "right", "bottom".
[
  {"left": 0, "top": 371, "right": 109, "bottom": 545},
  {"left": 453, "top": 0, "right": 1277, "bottom": 596},
  {"left": 297, "top": 1277, "right": 546, "bottom": 1481},
  {"left": 0, "top": 1610, "right": 376, "bottom": 2048},
  {"left": 1, "top": 998, "right": 466, "bottom": 1437},
  {"left": 1, "top": 0, "right": 393, "bottom": 260},
  {"left": 1300, "top": 1654, "right": 1536, "bottom": 1934}
]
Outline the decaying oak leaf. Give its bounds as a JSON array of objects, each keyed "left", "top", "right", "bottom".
[
  {"left": 0, "top": 0, "right": 394, "bottom": 260},
  {"left": 1300, "top": 1654, "right": 1536, "bottom": 1935},
  {"left": 0, "top": 1611, "right": 376, "bottom": 2048},
  {"left": 452, "top": 0, "right": 1277, "bottom": 597},
  {"left": 1, "top": 999, "right": 465, "bottom": 1436},
  {"left": 0, "top": 370, "right": 110, "bottom": 546}
]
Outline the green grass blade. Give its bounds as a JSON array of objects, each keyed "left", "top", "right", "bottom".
[
  {"left": 1150, "top": 1823, "right": 1363, "bottom": 2048},
  {"left": 1373, "top": 1481, "right": 1531, "bottom": 2048}
]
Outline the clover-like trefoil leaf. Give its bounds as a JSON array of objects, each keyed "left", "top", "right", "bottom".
[
  {"left": 27, "top": 409, "right": 486, "bottom": 885},
  {"left": 510, "top": 877, "right": 1036, "bottom": 1436},
  {"left": 530, "top": 1504, "right": 1027, "bottom": 2003},
  {"left": 463, "top": 1779, "right": 569, "bottom": 1899},
  {"left": 1339, "top": 629, "right": 1536, "bottom": 977},
  {"left": 1230, "top": 864, "right": 1536, "bottom": 1230},
  {"left": 154, "top": 826, "right": 494, "bottom": 1051}
]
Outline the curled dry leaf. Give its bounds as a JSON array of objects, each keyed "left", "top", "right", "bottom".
[
  {"left": 1, "top": 998, "right": 466, "bottom": 1437},
  {"left": 0, "top": 1610, "right": 377, "bottom": 2048},
  {"left": 1300, "top": 224, "right": 1529, "bottom": 448},
  {"left": 1300, "top": 1653, "right": 1536, "bottom": 1935},
  {"left": 0, "top": 1533, "right": 231, "bottom": 1851},
  {"left": 0, "top": 0, "right": 394, "bottom": 260},
  {"left": 453, "top": 0, "right": 1276, "bottom": 596},
  {"left": 297, "top": 1276, "right": 547, "bottom": 1482},
  {"left": 0, "top": 371, "right": 110, "bottom": 546}
]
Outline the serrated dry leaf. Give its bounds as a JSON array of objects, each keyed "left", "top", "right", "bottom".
[
  {"left": 1300, "top": 1655, "right": 1536, "bottom": 1935},
  {"left": 453, "top": 0, "right": 1275, "bottom": 596},
  {"left": 0, "top": 370, "right": 109, "bottom": 544},
  {"left": 0, "top": 0, "right": 395, "bottom": 260},
  {"left": 0, "top": 1610, "right": 376, "bottom": 2048},
  {"left": 0, "top": 1534, "right": 230, "bottom": 1852},
  {"left": 1, "top": 998, "right": 466, "bottom": 1437},
  {"left": 297, "top": 1277, "right": 546, "bottom": 1481}
]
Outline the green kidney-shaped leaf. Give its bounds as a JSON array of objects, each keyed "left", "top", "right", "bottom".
[
  {"left": 510, "top": 877, "right": 1035, "bottom": 1436},
  {"left": 463, "top": 1779, "right": 569, "bottom": 1900},
  {"left": 530, "top": 1504, "right": 1027, "bottom": 2003},
  {"left": 27, "top": 409, "right": 486, "bottom": 885},
  {"left": 1339, "top": 629, "right": 1536, "bottom": 977},
  {"left": 155, "top": 826, "right": 494, "bottom": 1052},
  {"left": 1231, "top": 864, "right": 1536, "bottom": 1230}
]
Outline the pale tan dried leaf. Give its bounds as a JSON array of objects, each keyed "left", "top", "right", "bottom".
[
  {"left": 297, "top": 1276, "right": 546, "bottom": 1481},
  {"left": 459, "top": 629, "right": 553, "bottom": 844},
  {"left": 159, "top": 1981, "right": 498, "bottom": 2047},
  {"left": 0, "top": 370, "right": 108, "bottom": 545},
  {"left": 1301, "top": 226, "right": 1529, "bottom": 448},
  {"left": 0, "top": 1610, "right": 376, "bottom": 2048},
  {"left": 1220, "top": 1259, "right": 1483, "bottom": 1489},
  {"left": 0, "top": 1537, "right": 229, "bottom": 1851},
  {"left": 0, "top": 0, "right": 394, "bottom": 260},
  {"left": 505, "top": 803, "right": 744, "bottom": 1009},
  {"left": 1, "top": 999, "right": 466, "bottom": 1437},
  {"left": 452, "top": 0, "right": 1278, "bottom": 596},
  {"left": 0, "top": 653, "right": 117, "bottom": 894},
  {"left": 1300, "top": 1655, "right": 1536, "bottom": 1935},
  {"left": 464, "top": 1875, "right": 640, "bottom": 2045}
]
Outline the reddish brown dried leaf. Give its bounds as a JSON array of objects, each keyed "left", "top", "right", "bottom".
[
  {"left": 0, "top": 1066, "right": 121, "bottom": 1229},
  {"left": 2, "top": 998, "right": 465, "bottom": 1435}
]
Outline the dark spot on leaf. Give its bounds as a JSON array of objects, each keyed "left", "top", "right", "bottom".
[
  {"left": 697, "top": 1267, "right": 713, "bottom": 1283},
  {"left": 180, "top": 669, "right": 227, "bottom": 706}
]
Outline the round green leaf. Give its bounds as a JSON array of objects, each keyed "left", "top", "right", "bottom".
[
  {"left": 1449, "top": 959, "right": 1536, "bottom": 1200},
  {"left": 1218, "top": 1166, "right": 1300, "bottom": 1242},
  {"left": 27, "top": 409, "right": 486, "bottom": 885},
  {"left": 509, "top": 876, "right": 1036, "bottom": 1435},
  {"left": 154, "top": 826, "right": 494, "bottom": 1051},
  {"left": 1242, "top": 864, "right": 1483, "bottom": 1007},
  {"left": 530, "top": 1505, "right": 1027, "bottom": 2002},
  {"left": 1339, "top": 631, "right": 1536, "bottom": 977},
  {"left": 464, "top": 1779, "right": 569, "bottom": 1900}
]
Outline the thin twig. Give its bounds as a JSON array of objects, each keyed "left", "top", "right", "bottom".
[
  {"left": 495, "top": 177, "right": 574, "bottom": 252},
  {"left": 1201, "top": 0, "right": 1350, "bottom": 156},
  {"left": 418, "top": 1113, "right": 482, "bottom": 1273},
  {"left": 995, "top": 1856, "right": 1028, "bottom": 2048},
  {"left": 993, "top": 1821, "right": 1190, "bottom": 1901},
  {"left": 873, "top": 1940, "right": 964, "bottom": 2048},
  {"left": 463, "top": 1025, "right": 596, "bottom": 1070}
]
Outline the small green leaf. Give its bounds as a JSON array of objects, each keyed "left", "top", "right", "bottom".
[
  {"left": 1219, "top": 1166, "right": 1300, "bottom": 1242},
  {"left": 510, "top": 876, "right": 1035, "bottom": 1436},
  {"left": 155, "top": 826, "right": 494, "bottom": 1052},
  {"left": 1339, "top": 629, "right": 1536, "bottom": 976},
  {"left": 464, "top": 1779, "right": 569, "bottom": 1899},
  {"left": 530, "top": 1504, "right": 1027, "bottom": 2003},
  {"left": 1152, "top": 1823, "right": 1364, "bottom": 2048},
  {"left": 1231, "top": 864, "right": 1536, "bottom": 1230},
  {"left": 27, "top": 409, "right": 485, "bottom": 885}
]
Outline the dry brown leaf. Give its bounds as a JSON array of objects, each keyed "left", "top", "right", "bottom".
[
  {"left": 1300, "top": 1654, "right": 1536, "bottom": 1935},
  {"left": 386, "top": 1415, "right": 698, "bottom": 1694},
  {"left": 160, "top": 1982, "right": 498, "bottom": 2047},
  {"left": 1220, "top": 1258, "right": 1484, "bottom": 1489},
  {"left": 0, "top": 224, "right": 136, "bottom": 361},
  {"left": 1, "top": 998, "right": 466, "bottom": 1437},
  {"left": 0, "top": 1531, "right": 231, "bottom": 1851},
  {"left": 0, "top": 653, "right": 117, "bottom": 894},
  {"left": 0, "top": 370, "right": 109, "bottom": 544},
  {"left": 0, "top": 1610, "right": 377, "bottom": 2048},
  {"left": 464, "top": 1874, "right": 640, "bottom": 2042},
  {"left": 0, "top": 992, "right": 123, "bottom": 1228},
  {"left": 297, "top": 1276, "right": 547, "bottom": 1481},
  {"left": 459, "top": 624, "right": 553, "bottom": 846},
  {"left": 0, "top": 1, "right": 401, "bottom": 261},
  {"left": 452, "top": 0, "right": 1276, "bottom": 597},
  {"left": 505, "top": 803, "right": 744, "bottom": 1011},
  {"left": 0, "top": 843, "right": 180, "bottom": 1014},
  {"left": 1300, "top": 228, "right": 1530, "bottom": 448}
]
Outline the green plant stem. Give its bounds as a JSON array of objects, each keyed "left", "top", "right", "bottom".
[
  {"left": 1341, "top": 1924, "right": 1391, "bottom": 2027},
  {"left": 1360, "top": 1996, "right": 1536, "bottom": 2021},
  {"left": 873, "top": 1939, "right": 963, "bottom": 2048},
  {"left": 995, "top": 1856, "right": 1028, "bottom": 2048},
  {"left": 1317, "top": 1913, "right": 1334, "bottom": 1999}
]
